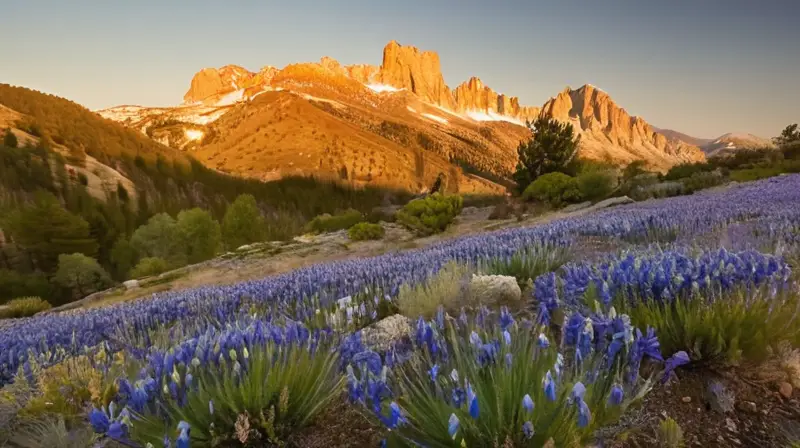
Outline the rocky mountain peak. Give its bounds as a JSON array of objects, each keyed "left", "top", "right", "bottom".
[
  {"left": 540, "top": 84, "right": 705, "bottom": 169},
  {"left": 378, "top": 41, "right": 454, "bottom": 109},
  {"left": 453, "top": 77, "right": 538, "bottom": 122}
]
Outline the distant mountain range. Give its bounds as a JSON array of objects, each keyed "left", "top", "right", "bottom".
[
  {"left": 93, "top": 40, "right": 730, "bottom": 192},
  {"left": 1, "top": 40, "right": 772, "bottom": 193},
  {"left": 654, "top": 127, "right": 775, "bottom": 158}
]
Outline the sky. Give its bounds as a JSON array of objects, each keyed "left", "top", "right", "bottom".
[{"left": 1, "top": 0, "right": 798, "bottom": 138}]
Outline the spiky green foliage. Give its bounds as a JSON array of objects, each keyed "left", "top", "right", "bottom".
[
  {"left": 380, "top": 319, "right": 651, "bottom": 447},
  {"left": 130, "top": 340, "right": 344, "bottom": 447},
  {"left": 479, "top": 244, "right": 571, "bottom": 288},
  {"left": 8, "top": 416, "right": 99, "bottom": 448},
  {"left": 396, "top": 194, "right": 463, "bottom": 236},
  {"left": 657, "top": 417, "right": 684, "bottom": 447},
  {"left": 348, "top": 222, "right": 386, "bottom": 241},
  {"left": 618, "top": 286, "right": 800, "bottom": 364},
  {"left": 0, "top": 296, "right": 51, "bottom": 319}
]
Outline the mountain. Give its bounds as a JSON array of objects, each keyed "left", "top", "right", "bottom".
[
  {"left": 99, "top": 41, "right": 708, "bottom": 189},
  {"left": 700, "top": 132, "right": 776, "bottom": 157},
  {"left": 652, "top": 127, "right": 713, "bottom": 148},
  {"left": 540, "top": 85, "right": 705, "bottom": 169}
]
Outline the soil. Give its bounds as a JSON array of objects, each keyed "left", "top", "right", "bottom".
[
  {"left": 288, "top": 398, "right": 385, "bottom": 448},
  {"left": 610, "top": 364, "right": 800, "bottom": 448}
]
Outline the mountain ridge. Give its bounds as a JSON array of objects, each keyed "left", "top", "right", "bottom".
[{"left": 98, "top": 40, "right": 720, "bottom": 190}]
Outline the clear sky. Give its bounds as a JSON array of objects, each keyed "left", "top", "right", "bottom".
[{"left": 1, "top": 0, "right": 797, "bottom": 138}]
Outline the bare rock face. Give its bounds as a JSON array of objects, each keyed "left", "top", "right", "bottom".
[
  {"left": 540, "top": 85, "right": 705, "bottom": 170},
  {"left": 183, "top": 65, "right": 254, "bottom": 104},
  {"left": 345, "top": 64, "right": 380, "bottom": 84},
  {"left": 453, "top": 77, "right": 539, "bottom": 122},
  {"left": 378, "top": 40, "right": 454, "bottom": 109}
]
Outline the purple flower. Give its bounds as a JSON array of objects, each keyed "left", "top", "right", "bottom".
[
  {"left": 609, "top": 384, "right": 624, "bottom": 405},
  {"left": 467, "top": 383, "right": 479, "bottom": 419},
  {"left": 428, "top": 364, "right": 440, "bottom": 382},
  {"left": 89, "top": 408, "right": 109, "bottom": 434},
  {"left": 544, "top": 371, "right": 557, "bottom": 401},
  {"left": 662, "top": 350, "right": 690, "bottom": 383},
  {"left": 522, "top": 420, "right": 534, "bottom": 439},
  {"left": 522, "top": 394, "right": 534, "bottom": 413},
  {"left": 577, "top": 400, "right": 591, "bottom": 428},
  {"left": 448, "top": 413, "right": 460, "bottom": 438}
]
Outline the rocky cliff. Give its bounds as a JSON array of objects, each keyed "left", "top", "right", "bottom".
[
  {"left": 540, "top": 85, "right": 705, "bottom": 169},
  {"left": 453, "top": 77, "right": 539, "bottom": 122}
]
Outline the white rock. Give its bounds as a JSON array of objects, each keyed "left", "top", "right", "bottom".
[
  {"left": 123, "top": 280, "right": 140, "bottom": 290},
  {"left": 469, "top": 274, "right": 522, "bottom": 304},
  {"left": 361, "top": 314, "right": 413, "bottom": 352}
]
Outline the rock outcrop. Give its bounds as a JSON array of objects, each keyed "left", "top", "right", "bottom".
[
  {"left": 183, "top": 65, "right": 254, "bottom": 104},
  {"left": 344, "top": 64, "right": 380, "bottom": 84},
  {"left": 453, "top": 77, "right": 539, "bottom": 122},
  {"left": 377, "top": 40, "right": 454, "bottom": 109},
  {"left": 540, "top": 85, "right": 705, "bottom": 169}
]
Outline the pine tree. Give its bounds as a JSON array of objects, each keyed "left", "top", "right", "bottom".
[{"left": 513, "top": 117, "right": 581, "bottom": 193}]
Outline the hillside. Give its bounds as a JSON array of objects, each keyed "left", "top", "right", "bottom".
[
  {"left": 701, "top": 132, "right": 776, "bottom": 157},
  {"left": 100, "top": 41, "right": 708, "bottom": 188},
  {"left": 652, "top": 127, "right": 713, "bottom": 148}
]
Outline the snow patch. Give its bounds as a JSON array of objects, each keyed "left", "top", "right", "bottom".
[
  {"left": 216, "top": 89, "right": 245, "bottom": 107},
  {"left": 300, "top": 93, "right": 343, "bottom": 108},
  {"left": 185, "top": 129, "right": 204, "bottom": 141},
  {"left": 465, "top": 109, "right": 524, "bottom": 126},
  {"left": 367, "top": 83, "right": 401, "bottom": 93},
  {"left": 422, "top": 113, "right": 448, "bottom": 125},
  {"left": 406, "top": 106, "right": 417, "bottom": 113}
]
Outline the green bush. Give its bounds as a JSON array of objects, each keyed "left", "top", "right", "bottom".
[
  {"left": 522, "top": 172, "right": 582, "bottom": 207},
  {"left": 396, "top": 194, "right": 463, "bottom": 236},
  {"left": 577, "top": 171, "right": 616, "bottom": 202},
  {"left": 306, "top": 209, "right": 363, "bottom": 234},
  {"left": 129, "top": 257, "right": 170, "bottom": 279},
  {"left": 0, "top": 297, "right": 51, "bottom": 319},
  {"left": 348, "top": 222, "right": 385, "bottom": 241},
  {"left": 681, "top": 171, "right": 725, "bottom": 193},
  {"left": 0, "top": 270, "right": 52, "bottom": 304},
  {"left": 664, "top": 162, "right": 714, "bottom": 181}
]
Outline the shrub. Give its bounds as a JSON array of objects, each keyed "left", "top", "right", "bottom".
[
  {"left": 0, "top": 297, "right": 51, "bottom": 319},
  {"left": 396, "top": 193, "right": 463, "bottom": 236},
  {"left": 397, "top": 261, "right": 471, "bottom": 319},
  {"left": 488, "top": 201, "right": 513, "bottom": 220},
  {"left": 479, "top": 243, "right": 572, "bottom": 288},
  {"left": 664, "top": 162, "right": 713, "bottom": 181},
  {"left": 522, "top": 172, "right": 582, "bottom": 207},
  {"left": 129, "top": 257, "right": 170, "bottom": 279},
  {"left": 53, "top": 253, "right": 112, "bottom": 299},
  {"left": 222, "top": 194, "right": 266, "bottom": 249},
  {"left": 307, "top": 209, "right": 363, "bottom": 234},
  {"left": 176, "top": 208, "right": 222, "bottom": 264},
  {"left": 513, "top": 116, "right": 581, "bottom": 191},
  {"left": 18, "top": 356, "right": 106, "bottom": 421},
  {"left": 347, "top": 308, "right": 677, "bottom": 447},
  {"left": 348, "top": 222, "right": 385, "bottom": 241},
  {"left": 577, "top": 170, "right": 616, "bottom": 202},
  {"left": 3, "top": 129, "right": 17, "bottom": 148},
  {"left": 120, "top": 323, "right": 343, "bottom": 447},
  {"left": 0, "top": 270, "right": 52, "bottom": 304},
  {"left": 681, "top": 171, "right": 725, "bottom": 193},
  {"left": 130, "top": 213, "right": 187, "bottom": 267},
  {"left": 8, "top": 416, "right": 99, "bottom": 448}
]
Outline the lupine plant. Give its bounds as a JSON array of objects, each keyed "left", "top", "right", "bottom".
[
  {"left": 346, "top": 306, "right": 687, "bottom": 447},
  {"left": 533, "top": 247, "right": 798, "bottom": 364},
  {"left": 478, "top": 242, "right": 572, "bottom": 288},
  {"left": 89, "top": 319, "right": 343, "bottom": 447}
]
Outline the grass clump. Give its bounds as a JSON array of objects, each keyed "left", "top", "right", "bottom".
[
  {"left": 479, "top": 244, "right": 572, "bottom": 288},
  {"left": 307, "top": 209, "right": 364, "bottom": 234},
  {"left": 0, "top": 297, "right": 51, "bottom": 319},
  {"left": 657, "top": 417, "right": 684, "bottom": 447},
  {"left": 348, "top": 222, "right": 385, "bottom": 241},
  {"left": 618, "top": 285, "right": 800, "bottom": 365},
  {"left": 396, "top": 193, "right": 463, "bottom": 236},
  {"left": 396, "top": 261, "right": 471, "bottom": 319}
]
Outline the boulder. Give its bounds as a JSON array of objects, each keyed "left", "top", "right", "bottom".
[
  {"left": 361, "top": 314, "right": 414, "bottom": 352},
  {"left": 469, "top": 274, "right": 521, "bottom": 304},
  {"left": 584, "top": 196, "right": 634, "bottom": 213},
  {"left": 562, "top": 201, "right": 592, "bottom": 213},
  {"left": 123, "top": 280, "right": 140, "bottom": 290}
]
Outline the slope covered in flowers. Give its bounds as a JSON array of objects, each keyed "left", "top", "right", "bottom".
[{"left": 2, "top": 175, "right": 800, "bottom": 384}]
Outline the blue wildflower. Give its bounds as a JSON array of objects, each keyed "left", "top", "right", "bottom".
[
  {"left": 609, "top": 384, "right": 624, "bottom": 406},
  {"left": 428, "top": 364, "right": 439, "bottom": 382},
  {"left": 448, "top": 413, "right": 460, "bottom": 438},
  {"left": 522, "top": 420, "right": 534, "bottom": 439},
  {"left": 544, "top": 371, "right": 557, "bottom": 401},
  {"left": 577, "top": 400, "right": 591, "bottom": 428},
  {"left": 571, "top": 382, "right": 586, "bottom": 402},
  {"left": 522, "top": 394, "right": 534, "bottom": 413},
  {"left": 467, "top": 383, "right": 479, "bottom": 419},
  {"left": 662, "top": 350, "right": 690, "bottom": 383},
  {"left": 505, "top": 353, "right": 513, "bottom": 368},
  {"left": 89, "top": 408, "right": 109, "bottom": 433},
  {"left": 537, "top": 333, "right": 550, "bottom": 348}
]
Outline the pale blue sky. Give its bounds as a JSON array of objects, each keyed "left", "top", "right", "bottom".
[{"left": 1, "top": 0, "right": 797, "bottom": 138}]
